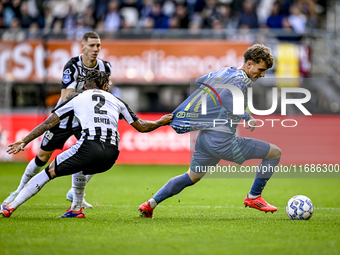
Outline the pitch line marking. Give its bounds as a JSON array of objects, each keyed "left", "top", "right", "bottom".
[{"left": 43, "top": 204, "right": 340, "bottom": 210}]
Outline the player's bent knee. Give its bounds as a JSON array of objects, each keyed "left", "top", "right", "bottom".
[
  {"left": 187, "top": 169, "right": 204, "bottom": 184},
  {"left": 266, "top": 144, "right": 281, "bottom": 159},
  {"left": 47, "top": 160, "right": 57, "bottom": 179}
]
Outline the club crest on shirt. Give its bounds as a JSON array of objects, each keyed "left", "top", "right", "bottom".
[
  {"left": 63, "top": 75, "right": 71, "bottom": 84},
  {"left": 63, "top": 68, "right": 72, "bottom": 75}
]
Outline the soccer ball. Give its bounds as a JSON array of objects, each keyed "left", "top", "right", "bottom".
[{"left": 286, "top": 195, "right": 314, "bottom": 220}]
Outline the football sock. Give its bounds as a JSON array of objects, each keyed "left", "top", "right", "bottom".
[
  {"left": 9, "top": 169, "right": 50, "bottom": 209},
  {"left": 249, "top": 158, "right": 280, "bottom": 197},
  {"left": 86, "top": 174, "right": 93, "bottom": 183},
  {"left": 151, "top": 173, "right": 194, "bottom": 207},
  {"left": 66, "top": 173, "right": 92, "bottom": 200},
  {"left": 15, "top": 156, "right": 46, "bottom": 192},
  {"left": 148, "top": 198, "right": 157, "bottom": 209},
  {"left": 71, "top": 172, "right": 86, "bottom": 211}
]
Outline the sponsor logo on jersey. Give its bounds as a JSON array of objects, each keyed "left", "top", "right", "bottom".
[
  {"left": 63, "top": 75, "right": 71, "bottom": 84},
  {"left": 41, "top": 137, "right": 49, "bottom": 147},
  {"left": 186, "top": 112, "right": 199, "bottom": 118},
  {"left": 63, "top": 68, "right": 72, "bottom": 75},
  {"left": 176, "top": 111, "right": 186, "bottom": 118},
  {"left": 45, "top": 130, "right": 54, "bottom": 140}
]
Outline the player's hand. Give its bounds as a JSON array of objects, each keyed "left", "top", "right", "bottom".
[
  {"left": 245, "top": 116, "right": 256, "bottom": 131},
  {"left": 160, "top": 114, "right": 174, "bottom": 126},
  {"left": 7, "top": 140, "right": 27, "bottom": 154}
]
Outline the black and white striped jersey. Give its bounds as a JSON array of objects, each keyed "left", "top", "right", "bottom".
[
  {"left": 57, "top": 54, "right": 112, "bottom": 129},
  {"left": 53, "top": 89, "right": 138, "bottom": 147},
  {"left": 61, "top": 54, "right": 112, "bottom": 95}
]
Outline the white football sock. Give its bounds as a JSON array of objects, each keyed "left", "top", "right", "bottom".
[
  {"left": 71, "top": 172, "right": 86, "bottom": 211},
  {"left": 148, "top": 198, "right": 157, "bottom": 209},
  {"left": 247, "top": 193, "right": 260, "bottom": 199},
  {"left": 15, "top": 158, "right": 42, "bottom": 192},
  {"left": 9, "top": 170, "right": 50, "bottom": 209},
  {"left": 67, "top": 174, "right": 93, "bottom": 198},
  {"left": 86, "top": 174, "right": 93, "bottom": 183}
]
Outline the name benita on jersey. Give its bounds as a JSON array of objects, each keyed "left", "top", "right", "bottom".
[
  {"left": 53, "top": 89, "right": 138, "bottom": 146},
  {"left": 94, "top": 117, "right": 110, "bottom": 124}
]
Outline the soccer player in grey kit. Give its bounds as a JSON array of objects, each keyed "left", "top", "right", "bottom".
[{"left": 139, "top": 44, "right": 282, "bottom": 218}]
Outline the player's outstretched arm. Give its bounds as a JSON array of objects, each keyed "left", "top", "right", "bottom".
[
  {"left": 131, "top": 114, "right": 173, "bottom": 133},
  {"left": 7, "top": 113, "right": 60, "bottom": 154}
]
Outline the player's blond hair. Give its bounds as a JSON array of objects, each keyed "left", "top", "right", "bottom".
[{"left": 243, "top": 44, "right": 274, "bottom": 69}]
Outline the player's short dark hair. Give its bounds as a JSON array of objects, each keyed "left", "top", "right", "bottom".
[
  {"left": 78, "top": 67, "right": 110, "bottom": 89},
  {"left": 243, "top": 44, "right": 274, "bottom": 69},
  {"left": 82, "top": 31, "right": 100, "bottom": 42}
]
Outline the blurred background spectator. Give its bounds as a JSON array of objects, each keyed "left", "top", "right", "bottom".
[
  {"left": 148, "top": 1, "right": 169, "bottom": 29},
  {"left": 287, "top": 3, "right": 306, "bottom": 34},
  {"left": 104, "top": 0, "right": 124, "bottom": 32},
  {"left": 0, "top": 0, "right": 328, "bottom": 38},
  {"left": 238, "top": 0, "right": 259, "bottom": 29},
  {"left": 266, "top": 0, "right": 285, "bottom": 29},
  {"left": 2, "top": 16, "right": 25, "bottom": 41}
]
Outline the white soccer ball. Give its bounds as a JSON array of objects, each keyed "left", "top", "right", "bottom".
[{"left": 286, "top": 195, "right": 314, "bottom": 220}]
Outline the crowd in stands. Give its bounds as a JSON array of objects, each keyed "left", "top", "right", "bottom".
[{"left": 0, "top": 0, "right": 327, "bottom": 40}]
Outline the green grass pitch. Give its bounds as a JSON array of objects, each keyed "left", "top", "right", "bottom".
[{"left": 0, "top": 162, "right": 339, "bottom": 255}]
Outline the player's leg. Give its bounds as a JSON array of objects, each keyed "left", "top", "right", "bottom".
[
  {"left": 2, "top": 144, "right": 88, "bottom": 218},
  {"left": 5, "top": 124, "right": 72, "bottom": 205},
  {"left": 247, "top": 143, "right": 281, "bottom": 199},
  {"left": 0, "top": 161, "right": 54, "bottom": 218},
  {"left": 237, "top": 138, "right": 281, "bottom": 212},
  {"left": 59, "top": 140, "right": 118, "bottom": 218},
  {"left": 139, "top": 168, "right": 200, "bottom": 219},
  {"left": 139, "top": 131, "right": 219, "bottom": 218},
  {"left": 65, "top": 126, "right": 93, "bottom": 209},
  {"left": 1, "top": 158, "right": 84, "bottom": 218},
  {"left": 65, "top": 174, "right": 93, "bottom": 209},
  {"left": 2, "top": 148, "right": 53, "bottom": 205},
  {"left": 200, "top": 131, "right": 280, "bottom": 212},
  {"left": 1, "top": 140, "right": 118, "bottom": 218},
  {"left": 69, "top": 171, "right": 87, "bottom": 211}
]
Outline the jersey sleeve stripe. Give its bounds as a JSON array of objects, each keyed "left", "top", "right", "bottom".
[{"left": 114, "top": 97, "right": 139, "bottom": 122}]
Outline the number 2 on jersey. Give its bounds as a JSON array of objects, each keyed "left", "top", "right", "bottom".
[{"left": 92, "top": 94, "right": 107, "bottom": 114}]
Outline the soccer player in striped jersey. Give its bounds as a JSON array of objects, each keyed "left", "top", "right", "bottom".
[
  {"left": 139, "top": 44, "right": 282, "bottom": 218},
  {"left": 2, "top": 31, "right": 110, "bottom": 208},
  {"left": 1, "top": 69, "right": 173, "bottom": 218}
]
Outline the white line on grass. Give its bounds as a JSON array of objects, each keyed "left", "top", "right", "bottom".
[{"left": 43, "top": 203, "right": 340, "bottom": 210}]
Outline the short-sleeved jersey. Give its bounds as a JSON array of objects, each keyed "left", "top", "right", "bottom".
[
  {"left": 53, "top": 89, "right": 138, "bottom": 147},
  {"left": 170, "top": 67, "right": 252, "bottom": 134},
  {"left": 56, "top": 54, "right": 112, "bottom": 129},
  {"left": 61, "top": 54, "right": 112, "bottom": 95}
]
